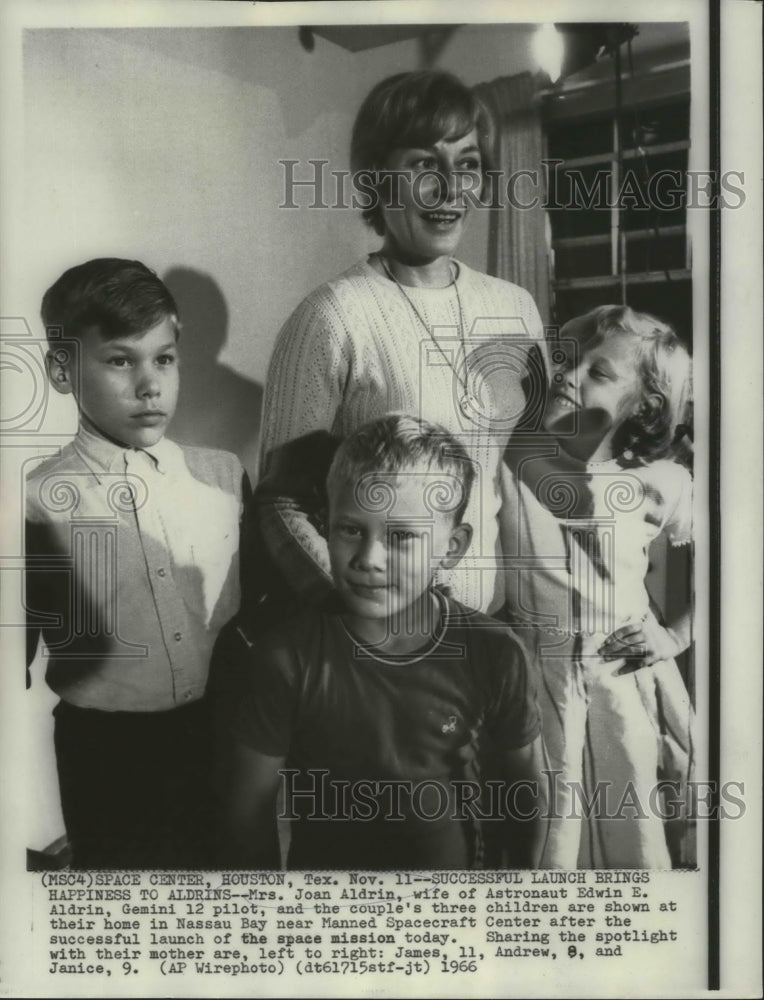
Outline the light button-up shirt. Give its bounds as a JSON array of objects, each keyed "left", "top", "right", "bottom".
[{"left": 26, "top": 425, "right": 246, "bottom": 711}]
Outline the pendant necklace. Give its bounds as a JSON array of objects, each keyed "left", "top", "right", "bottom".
[{"left": 378, "top": 254, "right": 479, "bottom": 420}]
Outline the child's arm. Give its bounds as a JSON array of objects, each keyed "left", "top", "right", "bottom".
[
  {"left": 499, "top": 734, "right": 548, "bottom": 869},
  {"left": 209, "top": 614, "right": 298, "bottom": 869},
  {"left": 25, "top": 540, "right": 42, "bottom": 682},
  {"left": 219, "top": 742, "right": 285, "bottom": 869},
  {"left": 24, "top": 516, "right": 49, "bottom": 686},
  {"left": 600, "top": 464, "right": 693, "bottom": 667},
  {"left": 598, "top": 605, "right": 692, "bottom": 666}
]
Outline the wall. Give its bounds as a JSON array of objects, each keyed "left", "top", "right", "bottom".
[{"left": 20, "top": 25, "right": 542, "bottom": 482}]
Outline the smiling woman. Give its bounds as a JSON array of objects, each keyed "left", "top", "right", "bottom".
[
  {"left": 253, "top": 70, "right": 549, "bottom": 618},
  {"left": 372, "top": 131, "right": 482, "bottom": 271}
]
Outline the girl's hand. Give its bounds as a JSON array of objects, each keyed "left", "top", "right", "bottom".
[{"left": 598, "top": 618, "right": 681, "bottom": 667}]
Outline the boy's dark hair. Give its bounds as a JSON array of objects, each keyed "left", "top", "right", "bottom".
[
  {"left": 41, "top": 258, "right": 179, "bottom": 343},
  {"left": 350, "top": 70, "right": 494, "bottom": 237},
  {"left": 559, "top": 305, "right": 693, "bottom": 462},
  {"left": 327, "top": 414, "right": 475, "bottom": 524}
]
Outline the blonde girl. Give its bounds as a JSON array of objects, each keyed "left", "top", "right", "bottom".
[{"left": 501, "top": 305, "right": 694, "bottom": 868}]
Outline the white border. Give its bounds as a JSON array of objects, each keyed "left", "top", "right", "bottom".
[{"left": 0, "top": 1, "right": 760, "bottom": 997}]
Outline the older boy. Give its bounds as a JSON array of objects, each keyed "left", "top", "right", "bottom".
[
  {"left": 26, "top": 258, "right": 246, "bottom": 868},
  {"left": 217, "top": 415, "right": 546, "bottom": 870}
]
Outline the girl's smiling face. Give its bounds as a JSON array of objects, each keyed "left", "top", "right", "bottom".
[
  {"left": 544, "top": 332, "right": 645, "bottom": 459},
  {"left": 378, "top": 129, "right": 482, "bottom": 265}
]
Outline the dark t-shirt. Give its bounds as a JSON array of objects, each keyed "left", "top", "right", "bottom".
[{"left": 225, "top": 593, "right": 539, "bottom": 869}]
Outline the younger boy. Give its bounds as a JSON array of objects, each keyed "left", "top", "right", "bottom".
[
  {"left": 26, "top": 258, "right": 246, "bottom": 869},
  {"left": 217, "top": 414, "right": 546, "bottom": 870}
]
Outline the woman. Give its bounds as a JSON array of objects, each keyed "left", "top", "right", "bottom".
[{"left": 255, "top": 70, "right": 548, "bottom": 615}]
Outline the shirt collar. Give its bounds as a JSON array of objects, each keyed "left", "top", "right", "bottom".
[
  {"left": 142, "top": 437, "right": 174, "bottom": 474},
  {"left": 73, "top": 423, "right": 175, "bottom": 478}
]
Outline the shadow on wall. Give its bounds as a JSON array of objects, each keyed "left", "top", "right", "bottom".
[{"left": 164, "top": 267, "right": 263, "bottom": 482}]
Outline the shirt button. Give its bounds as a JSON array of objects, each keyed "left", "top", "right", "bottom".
[
  {"left": 184, "top": 691, "right": 193, "bottom": 701},
  {"left": 174, "top": 632, "right": 182, "bottom": 642},
  {"left": 157, "top": 568, "right": 166, "bottom": 577}
]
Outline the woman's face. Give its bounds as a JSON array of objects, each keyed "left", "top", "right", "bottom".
[{"left": 378, "top": 129, "right": 483, "bottom": 264}]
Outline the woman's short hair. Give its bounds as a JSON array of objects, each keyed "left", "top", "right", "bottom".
[
  {"left": 350, "top": 70, "right": 494, "bottom": 236},
  {"left": 558, "top": 305, "right": 693, "bottom": 462},
  {"left": 327, "top": 414, "right": 475, "bottom": 525}
]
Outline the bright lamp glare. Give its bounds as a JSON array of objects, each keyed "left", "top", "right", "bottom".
[{"left": 532, "top": 24, "right": 564, "bottom": 83}]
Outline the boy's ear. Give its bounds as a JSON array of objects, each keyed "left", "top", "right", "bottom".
[
  {"left": 46, "top": 349, "right": 74, "bottom": 395},
  {"left": 440, "top": 522, "right": 473, "bottom": 571}
]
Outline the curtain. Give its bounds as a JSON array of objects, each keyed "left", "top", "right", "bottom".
[{"left": 474, "top": 73, "right": 551, "bottom": 324}]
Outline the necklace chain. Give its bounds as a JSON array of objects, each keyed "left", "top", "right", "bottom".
[
  {"left": 377, "top": 254, "right": 478, "bottom": 419},
  {"left": 341, "top": 589, "right": 447, "bottom": 665}
]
